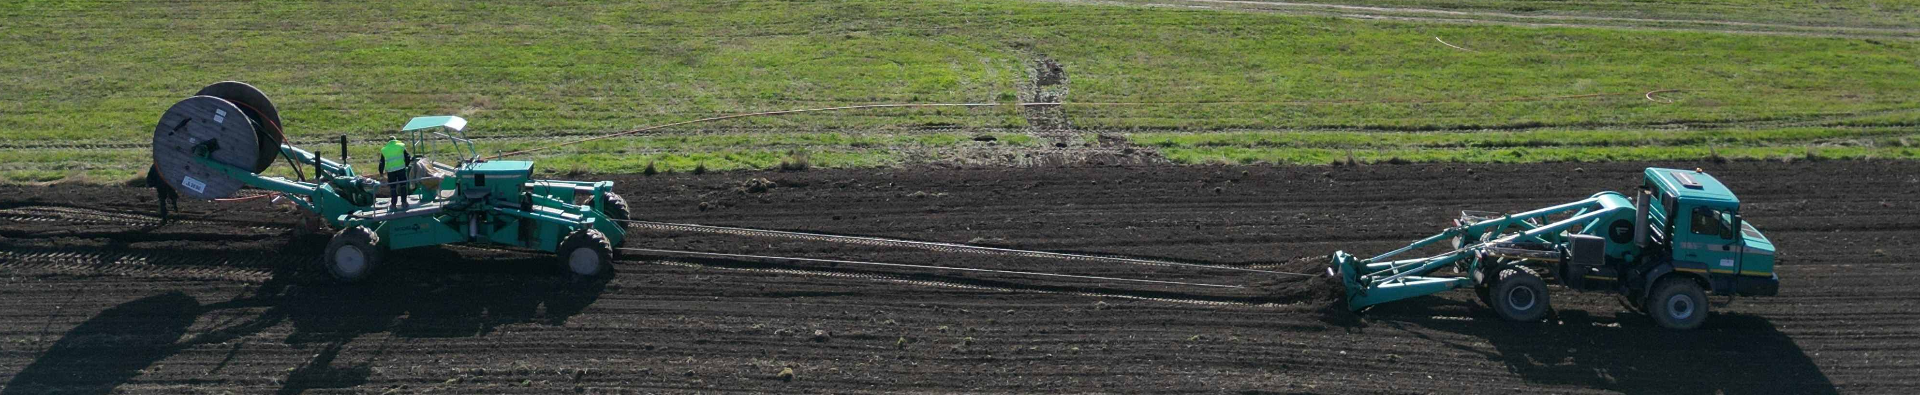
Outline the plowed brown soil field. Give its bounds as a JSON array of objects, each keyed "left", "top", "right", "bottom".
[{"left": 1, "top": 161, "right": 1915, "bottom": 394}]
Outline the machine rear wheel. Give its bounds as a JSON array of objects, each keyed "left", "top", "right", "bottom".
[
  {"left": 557, "top": 228, "right": 614, "bottom": 278},
  {"left": 1648, "top": 278, "right": 1708, "bottom": 330},
  {"left": 1491, "top": 267, "right": 1550, "bottom": 322},
  {"left": 323, "top": 226, "right": 381, "bottom": 283}
]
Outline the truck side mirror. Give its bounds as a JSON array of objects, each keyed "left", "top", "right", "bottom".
[{"left": 1728, "top": 215, "right": 1743, "bottom": 239}]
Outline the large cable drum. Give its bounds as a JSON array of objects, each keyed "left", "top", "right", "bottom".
[
  {"left": 195, "top": 81, "right": 284, "bottom": 171},
  {"left": 151, "top": 82, "right": 285, "bottom": 200}
]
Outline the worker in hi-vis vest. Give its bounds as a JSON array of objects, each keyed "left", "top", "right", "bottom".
[{"left": 380, "top": 136, "right": 411, "bottom": 209}]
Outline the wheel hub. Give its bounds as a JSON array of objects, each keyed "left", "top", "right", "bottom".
[
  {"left": 1667, "top": 294, "right": 1695, "bottom": 320},
  {"left": 569, "top": 248, "right": 601, "bottom": 275},
  {"left": 1507, "top": 286, "right": 1536, "bottom": 311},
  {"left": 334, "top": 246, "right": 366, "bottom": 277}
]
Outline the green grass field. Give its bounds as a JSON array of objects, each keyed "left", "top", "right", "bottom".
[
  {"left": 1, "top": 0, "right": 1916, "bottom": 183},
  {"left": 1132, "top": 127, "right": 1920, "bottom": 165},
  {"left": 1086, "top": 0, "right": 1920, "bottom": 33}
]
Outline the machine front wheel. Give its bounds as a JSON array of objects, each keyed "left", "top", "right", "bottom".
[
  {"left": 1491, "top": 267, "right": 1550, "bottom": 322},
  {"left": 557, "top": 228, "right": 614, "bottom": 278},
  {"left": 1648, "top": 278, "right": 1709, "bottom": 330},
  {"left": 322, "top": 226, "right": 381, "bottom": 283},
  {"left": 604, "top": 192, "right": 632, "bottom": 223}
]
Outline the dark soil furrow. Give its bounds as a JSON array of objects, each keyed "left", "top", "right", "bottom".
[{"left": 0, "top": 160, "right": 1910, "bottom": 393}]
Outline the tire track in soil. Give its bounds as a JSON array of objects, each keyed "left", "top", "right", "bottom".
[
  {"left": 1034, "top": 0, "right": 1920, "bottom": 40},
  {"left": 0, "top": 248, "right": 280, "bottom": 283},
  {"left": 0, "top": 160, "right": 1914, "bottom": 393},
  {"left": 0, "top": 205, "right": 291, "bottom": 232}
]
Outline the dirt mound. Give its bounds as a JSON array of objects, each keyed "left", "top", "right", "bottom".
[
  {"left": 734, "top": 177, "right": 777, "bottom": 194},
  {"left": 1247, "top": 255, "right": 1344, "bottom": 308}
]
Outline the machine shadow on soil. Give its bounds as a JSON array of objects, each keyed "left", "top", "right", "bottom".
[
  {"left": 1, "top": 251, "right": 607, "bottom": 395},
  {"left": 1359, "top": 296, "right": 1835, "bottom": 395},
  {"left": 1, "top": 292, "right": 198, "bottom": 395}
]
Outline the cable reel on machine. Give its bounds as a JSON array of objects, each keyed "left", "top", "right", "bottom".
[{"left": 150, "top": 81, "right": 286, "bottom": 200}]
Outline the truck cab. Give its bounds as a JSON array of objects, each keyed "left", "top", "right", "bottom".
[
  {"left": 1639, "top": 168, "right": 1779, "bottom": 297},
  {"left": 1621, "top": 168, "right": 1780, "bottom": 329}
]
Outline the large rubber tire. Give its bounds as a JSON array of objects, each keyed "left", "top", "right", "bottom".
[
  {"left": 1491, "top": 267, "right": 1551, "bottom": 322},
  {"left": 557, "top": 228, "right": 614, "bottom": 278},
  {"left": 604, "top": 192, "right": 633, "bottom": 231},
  {"left": 604, "top": 192, "right": 632, "bottom": 222},
  {"left": 322, "top": 226, "right": 381, "bottom": 284},
  {"left": 1648, "top": 278, "right": 1709, "bottom": 330}
]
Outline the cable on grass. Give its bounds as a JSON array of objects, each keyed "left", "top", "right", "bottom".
[
  {"left": 1645, "top": 89, "right": 1684, "bottom": 103},
  {"left": 1435, "top": 36, "right": 1476, "bottom": 52}
]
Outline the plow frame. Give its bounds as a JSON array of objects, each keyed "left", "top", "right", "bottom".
[{"left": 1333, "top": 192, "right": 1637, "bottom": 311}]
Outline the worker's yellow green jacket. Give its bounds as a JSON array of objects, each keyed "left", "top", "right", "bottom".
[{"left": 381, "top": 140, "right": 407, "bottom": 172}]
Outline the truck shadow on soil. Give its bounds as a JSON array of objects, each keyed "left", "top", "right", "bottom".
[
  {"left": 1358, "top": 296, "right": 1836, "bottom": 395},
  {"left": 3, "top": 247, "right": 605, "bottom": 395}
]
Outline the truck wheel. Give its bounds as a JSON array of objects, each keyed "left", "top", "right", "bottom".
[
  {"left": 604, "top": 192, "right": 632, "bottom": 223},
  {"left": 1491, "top": 267, "right": 1550, "bottom": 322},
  {"left": 1648, "top": 278, "right": 1709, "bottom": 330},
  {"left": 557, "top": 228, "right": 613, "bottom": 278},
  {"left": 322, "top": 226, "right": 381, "bottom": 283}
]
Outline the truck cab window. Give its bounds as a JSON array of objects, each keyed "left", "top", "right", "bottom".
[{"left": 1690, "top": 207, "right": 1735, "bottom": 239}]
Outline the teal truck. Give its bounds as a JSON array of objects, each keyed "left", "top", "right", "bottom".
[{"left": 1331, "top": 167, "right": 1779, "bottom": 329}]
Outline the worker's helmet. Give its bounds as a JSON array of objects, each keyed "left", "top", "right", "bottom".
[{"left": 388, "top": 135, "right": 398, "bottom": 142}]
